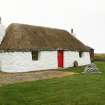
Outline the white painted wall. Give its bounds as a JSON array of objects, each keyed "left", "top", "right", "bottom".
[
  {"left": 0, "top": 51, "right": 91, "bottom": 72},
  {"left": 0, "top": 51, "right": 58, "bottom": 72},
  {"left": 64, "top": 51, "right": 91, "bottom": 67}
]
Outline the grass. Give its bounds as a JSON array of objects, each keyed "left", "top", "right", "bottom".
[{"left": 0, "top": 62, "right": 105, "bottom": 105}]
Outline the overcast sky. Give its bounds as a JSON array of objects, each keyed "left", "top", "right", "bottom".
[{"left": 0, "top": 0, "right": 104, "bottom": 53}]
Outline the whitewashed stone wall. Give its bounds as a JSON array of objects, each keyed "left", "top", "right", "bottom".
[
  {"left": 64, "top": 51, "right": 91, "bottom": 67},
  {"left": 0, "top": 51, "right": 91, "bottom": 72},
  {"left": 0, "top": 51, "right": 58, "bottom": 72}
]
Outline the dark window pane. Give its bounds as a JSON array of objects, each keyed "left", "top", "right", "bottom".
[
  {"left": 31, "top": 51, "right": 38, "bottom": 60},
  {"left": 79, "top": 51, "right": 83, "bottom": 58}
]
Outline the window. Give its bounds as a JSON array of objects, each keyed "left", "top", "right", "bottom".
[
  {"left": 31, "top": 51, "right": 39, "bottom": 60},
  {"left": 79, "top": 51, "right": 83, "bottom": 58}
]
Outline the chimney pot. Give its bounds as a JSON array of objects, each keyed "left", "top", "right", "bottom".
[
  {"left": 71, "top": 28, "right": 73, "bottom": 34},
  {"left": 0, "top": 17, "right": 1, "bottom": 24}
]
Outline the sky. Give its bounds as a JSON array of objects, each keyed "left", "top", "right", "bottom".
[{"left": 0, "top": 0, "right": 104, "bottom": 53}]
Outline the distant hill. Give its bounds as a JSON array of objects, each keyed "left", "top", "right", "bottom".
[{"left": 94, "top": 53, "right": 105, "bottom": 61}]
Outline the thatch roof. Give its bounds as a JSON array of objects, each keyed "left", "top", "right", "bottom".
[
  {"left": 0, "top": 23, "right": 89, "bottom": 52},
  {"left": 86, "top": 46, "right": 94, "bottom": 50}
]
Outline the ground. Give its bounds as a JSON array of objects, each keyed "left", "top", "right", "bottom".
[
  {"left": 0, "top": 70, "right": 77, "bottom": 86},
  {"left": 0, "top": 61, "right": 105, "bottom": 105}
]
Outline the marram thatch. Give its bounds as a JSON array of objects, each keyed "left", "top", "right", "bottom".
[
  {"left": 86, "top": 46, "right": 94, "bottom": 50},
  {"left": 0, "top": 23, "right": 89, "bottom": 52}
]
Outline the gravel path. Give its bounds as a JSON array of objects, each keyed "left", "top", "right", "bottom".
[{"left": 0, "top": 70, "right": 77, "bottom": 86}]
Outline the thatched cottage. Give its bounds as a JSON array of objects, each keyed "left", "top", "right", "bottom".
[{"left": 0, "top": 21, "right": 92, "bottom": 72}]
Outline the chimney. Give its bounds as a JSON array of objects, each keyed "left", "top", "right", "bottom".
[
  {"left": 0, "top": 17, "right": 1, "bottom": 24},
  {"left": 71, "top": 28, "right": 73, "bottom": 34}
]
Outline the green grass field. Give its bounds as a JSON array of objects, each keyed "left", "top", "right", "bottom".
[{"left": 0, "top": 62, "right": 105, "bottom": 105}]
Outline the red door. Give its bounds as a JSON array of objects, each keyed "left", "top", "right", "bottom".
[{"left": 58, "top": 50, "right": 64, "bottom": 68}]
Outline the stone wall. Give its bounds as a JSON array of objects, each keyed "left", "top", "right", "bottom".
[{"left": 0, "top": 51, "right": 91, "bottom": 72}]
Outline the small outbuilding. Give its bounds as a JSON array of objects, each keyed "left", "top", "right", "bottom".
[{"left": 0, "top": 22, "right": 91, "bottom": 72}]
